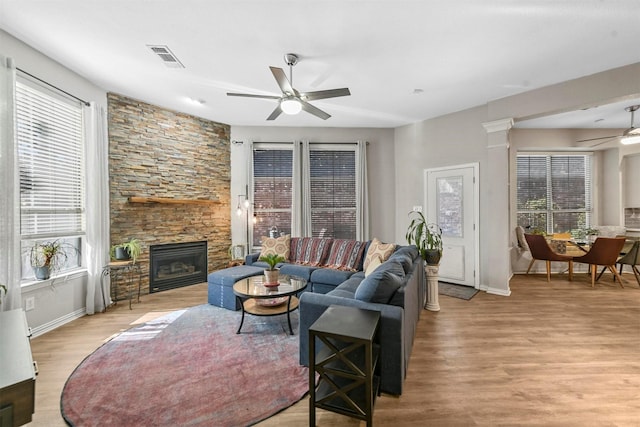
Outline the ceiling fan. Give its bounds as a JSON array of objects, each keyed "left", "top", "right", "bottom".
[
  {"left": 579, "top": 105, "right": 640, "bottom": 147},
  {"left": 227, "top": 53, "right": 351, "bottom": 121}
]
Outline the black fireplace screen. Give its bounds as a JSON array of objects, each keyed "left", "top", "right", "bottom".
[{"left": 149, "top": 241, "right": 207, "bottom": 293}]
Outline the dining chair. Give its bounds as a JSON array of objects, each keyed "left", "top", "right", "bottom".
[
  {"left": 572, "top": 237, "right": 627, "bottom": 288},
  {"left": 524, "top": 234, "right": 573, "bottom": 282},
  {"left": 617, "top": 240, "right": 640, "bottom": 286}
]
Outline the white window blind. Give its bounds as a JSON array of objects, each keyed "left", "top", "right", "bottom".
[
  {"left": 517, "top": 154, "right": 592, "bottom": 233},
  {"left": 309, "top": 147, "right": 356, "bottom": 239},
  {"left": 252, "top": 147, "right": 293, "bottom": 246},
  {"left": 17, "top": 81, "right": 85, "bottom": 240}
]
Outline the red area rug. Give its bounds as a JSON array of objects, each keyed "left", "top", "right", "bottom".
[{"left": 61, "top": 304, "right": 308, "bottom": 426}]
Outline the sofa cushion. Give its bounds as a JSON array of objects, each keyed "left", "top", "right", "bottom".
[
  {"left": 386, "top": 245, "right": 419, "bottom": 274},
  {"left": 278, "top": 263, "right": 318, "bottom": 282},
  {"left": 289, "top": 237, "right": 333, "bottom": 266},
  {"left": 324, "top": 239, "right": 367, "bottom": 271},
  {"left": 310, "top": 267, "right": 357, "bottom": 287},
  {"left": 332, "top": 276, "right": 363, "bottom": 294},
  {"left": 354, "top": 260, "right": 405, "bottom": 304},
  {"left": 363, "top": 237, "right": 396, "bottom": 271},
  {"left": 258, "top": 234, "right": 290, "bottom": 259}
]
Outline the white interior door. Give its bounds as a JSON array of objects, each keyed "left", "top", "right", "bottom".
[{"left": 426, "top": 164, "right": 479, "bottom": 287}]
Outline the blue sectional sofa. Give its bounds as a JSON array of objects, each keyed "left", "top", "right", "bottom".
[
  {"left": 248, "top": 237, "right": 425, "bottom": 395},
  {"left": 209, "top": 237, "right": 426, "bottom": 395}
]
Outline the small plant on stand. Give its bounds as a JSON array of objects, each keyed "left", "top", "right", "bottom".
[
  {"left": 110, "top": 238, "right": 142, "bottom": 263},
  {"left": 405, "top": 210, "right": 443, "bottom": 265},
  {"left": 405, "top": 210, "right": 443, "bottom": 311}
]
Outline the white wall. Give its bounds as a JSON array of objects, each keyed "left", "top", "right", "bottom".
[
  {"left": 1, "top": 30, "right": 108, "bottom": 335},
  {"left": 229, "top": 126, "right": 396, "bottom": 245}
]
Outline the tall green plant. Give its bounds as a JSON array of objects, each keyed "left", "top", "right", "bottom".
[{"left": 405, "top": 211, "right": 443, "bottom": 260}]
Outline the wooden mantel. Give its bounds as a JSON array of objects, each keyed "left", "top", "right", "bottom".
[{"left": 128, "top": 196, "right": 219, "bottom": 205}]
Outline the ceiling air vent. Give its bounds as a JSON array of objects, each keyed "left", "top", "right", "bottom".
[{"left": 147, "top": 45, "right": 184, "bottom": 68}]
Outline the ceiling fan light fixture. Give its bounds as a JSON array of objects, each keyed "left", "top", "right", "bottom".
[
  {"left": 621, "top": 133, "right": 640, "bottom": 145},
  {"left": 280, "top": 97, "right": 302, "bottom": 115}
]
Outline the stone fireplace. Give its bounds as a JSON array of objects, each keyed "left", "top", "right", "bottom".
[{"left": 108, "top": 93, "right": 231, "bottom": 297}]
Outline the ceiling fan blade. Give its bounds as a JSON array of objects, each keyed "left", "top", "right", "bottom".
[
  {"left": 303, "top": 88, "right": 351, "bottom": 101},
  {"left": 266, "top": 105, "right": 282, "bottom": 121},
  {"left": 269, "top": 67, "right": 295, "bottom": 95},
  {"left": 300, "top": 100, "right": 331, "bottom": 120},
  {"left": 576, "top": 135, "right": 619, "bottom": 143},
  {"left": 588, "top": 137, "right": 618, "bottom": 147},
  {"left": 227, "top": 93, "right": 281, "bottom": 100}
]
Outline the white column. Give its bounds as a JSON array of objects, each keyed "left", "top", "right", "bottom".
[
  {"left": 481, "top": 118, "right": 513, "bottom": 296},
  {"left": 425, "top": 264, "right": 440, "bottom": 311}
]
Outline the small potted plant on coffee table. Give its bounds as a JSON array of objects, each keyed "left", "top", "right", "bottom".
[{"left": 259, "top": 253, "right": 285, "bottom": 286}]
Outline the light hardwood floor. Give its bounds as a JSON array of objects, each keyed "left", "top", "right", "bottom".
[{"left": 26, "top": 273, "right": 640, "bottom": 426}]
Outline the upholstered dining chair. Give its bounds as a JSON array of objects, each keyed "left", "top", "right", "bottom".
[
  {"left": 616, "top": 240, "right": 640, "bottom": 286},
  {"left": 524, "top": 233, "right": 574, "bottom": 282},
  {"left": 573, "top": 237, "right": 627, "bottom": 288}
]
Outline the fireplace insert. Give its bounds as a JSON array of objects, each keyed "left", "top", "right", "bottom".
[{"left": 149, "top": 241, "right": 207, "bottom": 293}]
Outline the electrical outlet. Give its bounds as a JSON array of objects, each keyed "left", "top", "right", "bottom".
[
  {"left": 412, "top": 205, "right": 423, "bottom": 212},
  {"left": 25, "top": 296, "right": 35, "bottom": 311}
]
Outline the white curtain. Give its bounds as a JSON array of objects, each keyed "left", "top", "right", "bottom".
[
  {"left": 296, "top": 140, "right": 310, "bottom": 237},
  {"left": 356, "top": 140, "right": 369, "bottom": 241},
  {"left": 0, "top": 55, "right": 22, "bottom": 311},
  {"left": 84, "top": 102, "right": 110, "bottom": 314}
]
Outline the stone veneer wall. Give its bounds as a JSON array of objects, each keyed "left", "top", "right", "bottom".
[{"left": 108, "top": 93, "right": 231, "bottom": 297}]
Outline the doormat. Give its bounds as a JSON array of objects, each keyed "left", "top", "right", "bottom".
[{"left": 438, "top": 282, "right": 479, "bottom": 300}]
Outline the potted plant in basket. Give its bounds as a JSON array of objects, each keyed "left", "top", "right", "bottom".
[
  {"left": 405, "top": 210, "right": 443, "bottom": 265},
  {"left": 29, "top": 240, "right": 75, "bottom": 280},
  {"left": 259, "top": 253, "right": 285, "bottom": 285},
  {"left": 110, "top": 238, "right": 142, "bottom": 263}
]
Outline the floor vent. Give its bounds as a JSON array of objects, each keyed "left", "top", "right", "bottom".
[{"left": 147, "top": 45, "right": 184, "bottom": 68}]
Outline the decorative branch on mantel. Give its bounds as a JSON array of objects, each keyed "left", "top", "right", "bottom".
[{"left": 128, "top": 196, "right": 219, "bottom": 205}]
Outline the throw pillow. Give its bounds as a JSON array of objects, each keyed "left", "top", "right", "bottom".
[
  {"left": 363, "top": 238, "right": 396, "bottom": 271},
  {"left": 355, "top": 260, "right": 404, "bottom": 304},
  {"left": 258, "top": 234, "right": 290, "bottom": 260},
  {"left": 364, "top": 255, "right": 382, "bottom": 277},
  {"left": 324, "top": 239, "right": 367, "bottom": 271}
]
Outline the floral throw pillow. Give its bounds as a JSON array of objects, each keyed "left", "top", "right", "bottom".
[
  {"left": 259, "top": 234, "right": 290, "bottom": 260},
  {"left": 363, "top": 237, "right": 396, "bottom": 271}
]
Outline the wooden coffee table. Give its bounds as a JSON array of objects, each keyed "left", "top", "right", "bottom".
[{"left": 232, "top": 274, "right": 307, "bottom": 335}]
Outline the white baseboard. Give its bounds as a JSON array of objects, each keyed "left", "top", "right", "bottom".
[
  {"left": 481, "top": 285, "right": 512, "bottom": 296},
  {"left": 30, "top": 308, "right": 86, "bottom": 338}
]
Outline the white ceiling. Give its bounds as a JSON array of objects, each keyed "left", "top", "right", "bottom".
[{"left": 1, "top": 0, "right": 639, "bottom": 129}]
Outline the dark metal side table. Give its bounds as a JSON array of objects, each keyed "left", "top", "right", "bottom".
[
  {"left": 309, "top": 305, "right": 381, "bottom": 426},
  {"left": 102, "top": 261, "right": 142, "bottom": 310}
]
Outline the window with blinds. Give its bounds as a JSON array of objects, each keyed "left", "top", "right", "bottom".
[
  {"left": 309, "top": 148, "right": 356, "bottom": 239},
  {"left": 252, "top": 148, "right": 293, "bottom": 247},
  {"left": 516, "top": 154, "right": 592, "bottom": 234},
  {"left": 16, "top": 79, "right": 85, "bottom": 278}
]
